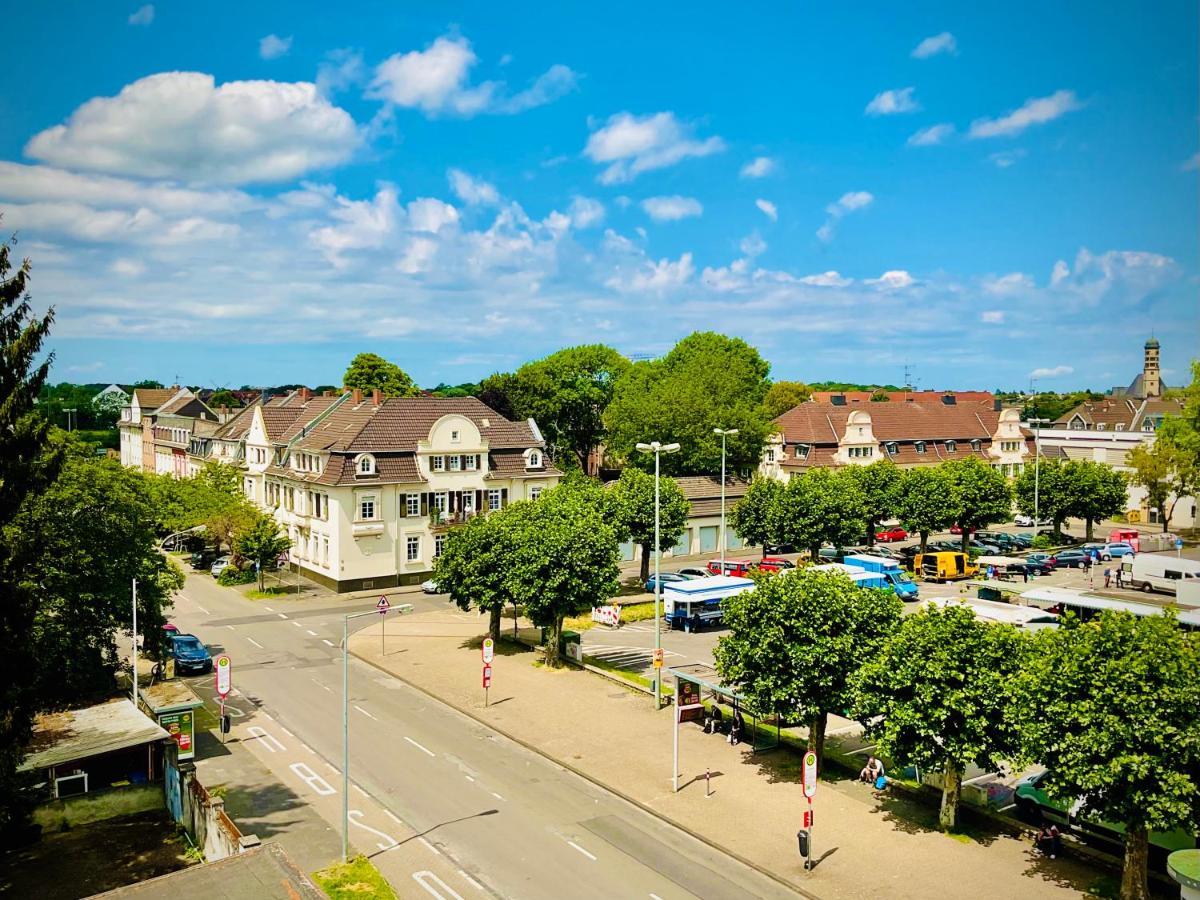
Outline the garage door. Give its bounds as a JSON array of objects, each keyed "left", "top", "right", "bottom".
[{"left": 699, "top": 526, "right": 719, "bottom": 553}]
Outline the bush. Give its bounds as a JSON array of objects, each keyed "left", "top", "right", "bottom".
[
  {"left": 1031, "top": 534, "right": 1052, "bottom": 550},
  {"left": 217, "top": 566, "right": 255, "bottom": 586}
]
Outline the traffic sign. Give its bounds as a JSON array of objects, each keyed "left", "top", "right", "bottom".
[
  {"left": 482, "top": 664, "right": 492, "bottom": 688},
  {"left": 803, "top": 809, "right": 813, "bottom": 829},
  {"left": 652, "top": 647, "right": 664, "bottom": 669},
  {"left": 482, "top": 638, "right": 495, "bottom": 664},
  {"left": 1176, "top": 539, "right": 1185, "bottom": 549},
  {"left": 215, "top": 655, "right": 232, "bottom": 698},
  {"left": 377, "top": 596, "right": 390, "bottom": 615},
  {"left": 802, "top": 750, "right": 818, "bottom": 798}
]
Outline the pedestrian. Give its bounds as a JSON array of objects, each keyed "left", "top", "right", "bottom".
[
  {"left": 1035, "top": 823, "right": 1062, "bottom": 859},
  {"left": 1115, "top": 566, "right": 1124, "bottom": 588},
  {"left": 859, "top": 756, "right": 884, "bottom": 783},
  {"left": 1104, "top": 567, "right": 1112, "bottom": 588},
  {"left": 690, "top": 611, "right": 702, "bottom": 634},
  {"left": 729, "top": 709, "right": 744, "bottom": 746},
  {"left": 1022, "top": 565, "right": 1029, "bottom": 584}
]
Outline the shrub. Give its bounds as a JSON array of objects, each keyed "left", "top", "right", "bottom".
[
  {"left": 217, "top": 566, "right": 255, "bottom": 586},
  {"left": 1031, "top": 534, "right": 1052, "bottom": 550}
]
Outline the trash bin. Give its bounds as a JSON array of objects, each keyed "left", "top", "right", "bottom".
[{"left": 559, "top": 630, "right": 581, "bottom": 662}]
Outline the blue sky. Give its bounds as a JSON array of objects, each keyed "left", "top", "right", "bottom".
[{"left": 2, "top": 1, "right": 1196, "bottom": 392}]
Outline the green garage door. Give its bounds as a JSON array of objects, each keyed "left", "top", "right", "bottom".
[
  {"left": 672, "top": 530, "right": 691, "bottom": 556},
  {"left": 726, "top": 529, "right": 743, "bottom": 550},
  {"left": 699, "top": 526, "right": 719, "bottom": 553}
]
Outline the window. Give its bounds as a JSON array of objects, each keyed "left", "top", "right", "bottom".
[
  {"left": 946, "top": 440, "right": 957, "bottom": 453},
  {"left": 449, "top": 455, "right": 462, "bottom": 471},
  {"left": 431, "top": 455, "right": 444, "bottom": 471},
  {"left": 464, "top": 454, "right": 477, "bottom": 471},
  {"left": 797, "top": 444, "right": 810, "bottom": 460},
  {"left": 970, "top": 439, "right": 981, "bottom": 452},
  {"left": 451, "top": 429, "right": 460, "bottom": 443},
  {"left": 357, "top": 454, "right": 375, "bottom": 475},
  {"left": 406, "top": 536, "right": 420, "bottom": 562},
  {"left": 358, "top": 495, "right": 377, "bottom": 521},
  {"left": 322, "top": 536, "right": 329, "bottom": 566},
  {"left": 244, "top": 478, "right": 255, "bottom": 500},
  {"left": 434, "top": 534, "right": 446, "bottom": 558},
  {"left": 765, "top": 448, "right": 776, "bottom": 462},
  {"left": 433, "top": 492, "right": 448, "bottom": 514},
  {"left": 530, "top": 486, "right": 543, "bottom": 501},
  {"left": 1096, "top": 423, "right": 1107, "bottom": 431},
  {"left": 462, "top": 492, "right": 475, "bottom": 514},
  {"left": 885, "top": 442, "right": 898, "bottom": 455},
  {"left": 488, "top": 489, "right": 502, "bottom": 511},
  {"left": 406, "top": 493, "right": 420, "bottom": 517},
  {"left": 1115, "top": 424, "right": 1125, "bottom": 432},
  {"left": 529, "top": 451, "right": 542, "bottom": 468},
  {"left": 916, "top": 441, "right": 926, "bottom": 454}
]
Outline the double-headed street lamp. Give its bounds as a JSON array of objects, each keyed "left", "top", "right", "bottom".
[
  {"left": 713, "top": 428, "right": 739, "bottom": 573},
  {"left": 635, "top": 440, "right": 680, "bottom": 709},
  {"left": 1028, "top": 418, "right": 1050, "bottom": 533}
]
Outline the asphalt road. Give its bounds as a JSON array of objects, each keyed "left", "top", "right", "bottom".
[{"left": 169, "top": 567, "right": 800, "bottom": 900}]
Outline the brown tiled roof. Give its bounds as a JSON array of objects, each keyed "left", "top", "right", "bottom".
[
  {"left": 345, "top": 397, "right": 539, "bottom": 452},
  {"left": 486, "top": 450, "right": 563, "bottom": 480},
  {"left": 1054, "top": 399, "right": 1139, "bottom": 430},
  {"left": 331, "top": 454, "right": 423, "bottom": 485},
  {"left": 289, "top": 399, "right": 381, "bottom": 451},
  {"left": 1131, "top": 398, "right": 1184, "bottom": 431},
  {"left": 673, "top": 475, "right": 750, "bottom": 502},
  {"left": 212, "top": 402, "right": 259, "bottom": 441},
  {"left": 132, "top": 388, "right": 175, "bottom": 410},
  {"left": 810, "top": 390, "right": 995, "bottom": 405},
  {"left": 775, "top": 401, "right": 1000, "bottom": 444}
]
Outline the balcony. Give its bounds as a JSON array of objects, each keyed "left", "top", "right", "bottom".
[
  {"left": 429, "top": 510, "right": 480, "bottom": 529},
  {"left": 352, "top": 521, "right": 384, "bottom": 537}
]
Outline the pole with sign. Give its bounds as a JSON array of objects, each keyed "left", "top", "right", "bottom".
[
  {"left": 482, "top": 638, "right": 494, "bottom": 707},
  {"left": 801, "top": 750, "right": 818, "bottom": 871},
  {"left": 1178, "top": 538, "right": 1185, "bottom": 559},
  {"left": 215, "top": 655, "right": 232, "bottom": 744},
  {"left": 377, "top": 596, "right": 390, "bottom": 655}
]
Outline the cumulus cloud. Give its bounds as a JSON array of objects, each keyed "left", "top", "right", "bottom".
[
  {"left": 981, "top": 310, "right": 1005, "bottom": 324},
  {"left": 739, "top": 232, "right": 767, "bottom": 257},
  {"left": 912, "top": 32, "right": 957, "bottom": 59},
  {"left": 816, "top": 191, "right": 874, "bottom": 242},
  {"left": 865, "top": 87, "right": 920, "bottom": 116},
  {"left": 607, "top": 252, "right": 694, "bottom": 293},
  {"left": 1050, "top": 259, "right": 1070, "bottom": 286},
  {"left": 448, "top": 168, "right": 499, "bottom": 205},
  {"left": 799, "top": 271, "right": 852, "bottom": 287},
  {"left": 983, "top": 272, "right": 1034, "bottom": 295},
  {"left": 566, "top": 196, "right": 605, "bottom": 229},
  {"left": 989, "top": 149, "right": 1027, "bottom": 168},
  {"left": 367, "top": 35, "right": 576, "bottom": 117},
  {"left": 128, "top": 5, "right": 154, "bottom": 26},
  {"left": 740, "top": 156, "right": 776, "bottom": 178},
  {"left": 968, "top": 90, "right": 1081, "bottom": 139},
  {"left": 24, "top": 72, "right": 359, "bottom": 185},
  {"left": 317, "top": 49, "right": 367, "bottom": 96},
  {"left": 584, "top": 112, "right": 725, "bottom": 184},
  {"left": 259, "top": 34, "right": 293, "bottom": 60},
  {"left": 867, "top": 270, "right": 915, "bottom": 289},
  {"left": 907, "top": 123, "right": 954, "bottom": 147},
  {"left": 755, "top": 199, "right": 777, "bottom": 221},
  {"left": 641, "top": 196, "right": 703, "bottom": 222},
  {"left": 1030, "top": 365, "right": 1073, "bottom": 379}
]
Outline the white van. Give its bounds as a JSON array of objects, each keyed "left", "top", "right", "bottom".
[{"left": 1127, "top": 554, "right": 1200, "bottom": 596}]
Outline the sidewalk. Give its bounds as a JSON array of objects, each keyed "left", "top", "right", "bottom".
[{"left": 350, "top": 610, "right": 1113, "bottom": 900}]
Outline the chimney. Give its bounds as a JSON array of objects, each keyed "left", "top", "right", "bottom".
[
  {"left": 353, "top": 388, "right": 363, "bottom": 405},
  {"left": 299, "top": 387, "right": 312, "bottom": 402},
  {"left": 941, "top": 394, "right": 957, "bottom": 405},
  {"left": 322, "top": 390, "right": 334, "bottom": 397},
  {"left": 372, "top": 389, "right": 382, "bottom": 406}
]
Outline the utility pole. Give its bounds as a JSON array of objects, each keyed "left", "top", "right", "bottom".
[
  {"left": 714, "top": 428, "right": 739, "bottom": 571},
  {"left": 1029, "top": 418, "right": 1050, "bottom": 532},
  {"left": 636, "top": 440, "right": 680, "bottom": 709},
  {"left": 131, "top": 578, "right": 139, "bottom": 708}
]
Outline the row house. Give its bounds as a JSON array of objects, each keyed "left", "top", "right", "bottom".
[
  {"left": 119, "top": 387, "right": 218, "bottom": 475},
  {"left": 761, "top": 398, "right": 1033, "bottom": 481}
]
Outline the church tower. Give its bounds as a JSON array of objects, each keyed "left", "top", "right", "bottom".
[{"left": 1143, "top": 337, "right": 1161, "bottom": 398}]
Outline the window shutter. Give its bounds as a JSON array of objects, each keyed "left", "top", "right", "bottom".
[
  {"left": 501, "top": 488, "right": 508, "bottom": 507},
  {"left": 476, "top": 454, "right": 482, "bottom": 471},
  {"left": 476, "top": 490, "right": 483, "bottom": 513},
  {"left": 420, "top": 493, "right": 428, "bottom": 516}
]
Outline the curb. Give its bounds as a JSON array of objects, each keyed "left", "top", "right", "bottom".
[{"left": 350, "top": 642, "right": 819, "bottom": 900}]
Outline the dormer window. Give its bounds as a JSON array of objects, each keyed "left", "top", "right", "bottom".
[
  {"left": 1143, "top": 421, "right": 1154, "bottom": 432},
  {"left": 356, "top": 454, "right": 376, "bottom": 476},
  {"left": 1115, "top": 423, "right": 1125, "bottom": 431},
  {"left": 970, "top": 439, "right": 981, "bottom": 452},
  {"left": 797, "top": 444, "right": 810, "bottom": 460},
  {"left": 1096, "top": 423, "right": 1106, "bottom": 431},
  {"left": 526, "top": 450, "right": 542, "bottom": 469},
  {"left": 946, "top": 440, "right": 957, "bottom": 453},
  {"left": 885, "top": 442, "right": 898, "bottom": 455},
  {"left": 915, "top": 441, "right": 926, "bottom": 454}
]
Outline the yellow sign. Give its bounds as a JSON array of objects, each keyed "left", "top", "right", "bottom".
[{"left": 652, "top": 648, "right": 664, "bottom": 668}]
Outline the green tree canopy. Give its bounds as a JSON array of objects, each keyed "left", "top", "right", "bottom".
[
  {"left": 476, "top": 371, "right": 518, "bottom": 420},
  {"left": 853, "top": 604, "right": 1028, "bottom": 830},
  {"left": 729, "top": 477, "right": 783, "bottom": 558},
  {"left": 604, "top": 467, "right": 690, "bottom": 582},
  {"left": 1126, "top": 441, "right": 1197, "bottom": 533},
  {"left": 774, "top": 468, "right": 868, "bottom": 559},
  {"left": 209, "top": 389, "right": 244, "bottom": 409},
  {"left": 434, "top": 511, "right": 519, "bottom": 643},
  {"left": 1014, "top": 612, "right": 1200, "bottom": 900},
  {"left": 762, "top": 380, "right": 811, "bottom": 419},
  {"left": 715, "top": 569, "right": 901, "bottom": 770},
  {"left": 943, "top": 457, "right": 1012, "bottom": 550},
  {"left": 843, "top": 460, "right": 903, "bottom": 546},
  {"left": 233, "top": 513, "right": 292, "bottom": 589},
  {"left": 147, "top": 461, "right": 247, "bottom": 538},
  {"left": 895, "top": 466, "right": 957, "bottom": 552},
  {"left": 1014, "top": 459, "right": 1074, "bottom": 534},
  {"left": 1068, "top": 460, "right": 1128, "bottom": 541},
  {"left": 342, "top": 352, "right": 419, "bottom": 398},
  {"left": 603, "top": 332, "right": 772, "bottom": 476}
]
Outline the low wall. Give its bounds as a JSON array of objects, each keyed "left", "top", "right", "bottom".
[
  {"left": 33, "top": 784, "right": 163, "bottom": 832},
  {"left": 164, "top": 745, "right": 249, "bottom": 862}
]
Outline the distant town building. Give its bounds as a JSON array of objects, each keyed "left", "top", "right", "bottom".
[
  {"left": 118, "top": 387, "right": 218, "bottom": 476},
  {"left": 809, "top": 390, "right": 995, "bottom": 405},
  {"left": 1109, "top": 337, "right": 1165, "bottom": 399}
]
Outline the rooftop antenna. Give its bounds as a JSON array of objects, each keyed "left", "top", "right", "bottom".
[{"left": 903, "top": 363, "right": 915, "bottom": 402}]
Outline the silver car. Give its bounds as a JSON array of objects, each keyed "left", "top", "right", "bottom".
[{"left": 210, "top": 555, "right": 232, "bottom": 578}]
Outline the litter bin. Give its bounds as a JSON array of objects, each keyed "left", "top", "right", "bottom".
[{"left": 560, "top": 630, "right": 581, "bottom": 662}]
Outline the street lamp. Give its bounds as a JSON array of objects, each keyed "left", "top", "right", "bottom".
[
  {"left": 635, "top": 440, "right": 680, "bottom": 709},
  {"left": 1028, "top": 418, "right": 1050, "bottom": 533},
  {"left": 713, "top": 428, "right": 739, "bottom": 573},
  {"left": 341, "top": 603, "right": 411, "bottom": 861}
]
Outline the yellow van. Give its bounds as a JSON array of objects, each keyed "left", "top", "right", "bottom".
[{"left": 914, "top": 551, "right": 978, "bottom": 582}]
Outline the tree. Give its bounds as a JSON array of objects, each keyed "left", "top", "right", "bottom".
[
  {"left": 853, "top": 604, "right": 1028, "bottom": 830},
  {"left": 1014, "top": 612, "right": 1200, "bottom": 900},
  {"left": 146, "top": 461, "right": 246, "bottom": 538},
  {"left": 943, "top": 457, "right": 1012, "bottom": 551},
  {"left": 729, "top": 477, "right": 783, "bottom": 557},
  {"left": 762, "top": 381, "right": 811, "bottom": 419},
  {"left": 604, "top": 468, "right": 690, "bottom": 582},
  {"left": 506, "top": 345, "right": 629, "bottom": 473},
  {"left": 234, "top": 513, "right": 292, "bottom": 589},
  {"left": 91, "top": 388, "right": 128, "bottom": 428},
  {"left": 843, "top": 460, "right": 902, "bottom": 546},
  {"left": 209, "top": 389, "right": 244, "bottom": 409},
  {"left": 1014, "top": 459, "right": 1074, "bottom": 534},
  {"left": 434, "top": 512, "right": 516, "bottom": 643},
  {"left": 774, "top": 468, "right": 868, "bottom": 559},
  {"left": 205, "top": 502, "right": 257, "bottom": 554},
  {"left": 603, "top": 332, "right": 772, "bottom": 476},
  {"left": 1068, "top": 461, "right": 1127, "bottom": 541},
  {"left": 132, "top": 379, "right": 164, "bottom": 389},
  {"left": 895, "top": 466, "right": 957, "bottom": 553},
  {"left": 0, "top": 231, "right": 62, "bottom": 833},
  {"left": 869, "top": 389, "right": 891, "bottom": 402},
  {"left": 342, "top": 352, "right": 419, "bottom": 398},
  {"left": 503, "top": 484, "right": 620, "bottom": 666},
  {"left": 1127, "top": 441, "right": 1198, "bottom": 533},
  {"left": 476, "top": 371, "right": 518, "bottom": 420},
  {"left": 715, "top": 568, "right": 901, "bottom": 770}
]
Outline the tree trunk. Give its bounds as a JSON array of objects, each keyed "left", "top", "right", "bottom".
[
  {"left": 488, "top": 605, "right": 502, "bottom": 644},
  {"left": 866, "top": 522, "right": 876, "bottom": 548},
  {"left": 1085, "top": 518, "right": 1094, "bottom": 541},
  {"left": 808, "top": 712, "right": 827, "bottom": 772},
  {"left": 810, "top": 544, "right": 820, "bottom": 563},
  {"left": 938, "top": 760, "right": 961, "bottom": 831},
  {"left": 1119, "top": 824, "right": 1151, "bottom": 900},
  {"left": 543, "top": 615, "right": 563, "bottom": 667},
  {"left": 639, "top": 544, "right": 651, "bottom": 583},
  {"left": 919, "top": 531, "right": 929, "bottom": 554},
  {"left": 960, "top": 532, "right": 969, "bottom": 554},
  {"left": 1160, "top": 504, "right": 1171, "bottom": 533}
]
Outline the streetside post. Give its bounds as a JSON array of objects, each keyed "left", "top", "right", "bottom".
[
  {"left": 713, "top": 428, "right": 739, "bottom": 573},
  {"left": 131, "top": 578, "right": 138, "bottom": 708}
]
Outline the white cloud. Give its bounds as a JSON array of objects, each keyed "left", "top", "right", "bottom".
[
  {"left": 367, "top": 35, "right": 575, "bottom": 117},
  {"left": 1030, "top": 365, "right": 1073, "bottom": 379},
  {"left": 817, "top": 191, "right": 874, "bottom": 242},
  {"left": 865, "top": 87, "right": 920, "bottom": 116},
  {"left": 968, "top": 90, "right": 1081, "bottom": 139},
  {"left": 128, "top": 5, "right": 154, "bottom": 26},
  {"left": 983, "top": 272, "right": 1034, "bottom": 295},
  {"left": 407, "top": 197, "right": 460, "bottom": 233},
  {"left": 317, "top": 49, "right": 367, "bottom": 96},
  {"left": 740, "top": 156, "right": 776, "bottom": 179},
  {"left": 568, "top": 196, "right": 605, "bottom": 229},
  {"left": 867, "top": 270, "right": 915, "bottom": 289},
  {"left": 25, "top": 72, "right": 359, "bottom": 185},
  {"left": 981, "top": 310, "right": 1005, "bottom": 324},
  {"left": 259, "top": 34, "right": 293, "bottom": 60},
  {"left": 739, "top": 232, "right": 766, "bottom": 257},
  {"left": 799, "top": 271, "right": 852, "bottom": 287},
  {"left": 608, "top": 252, "right": 694, "bottom": 293},
  {"left": 447, "top": 168, "right": 499, "bottom": 205},
  {"left": 584, "top": 112, "right": 725, "bottom": 184},
  {"left": 641, "top": 196, "right": 703, "bottom": 222},
  {"left": 988, "top": 149, "right": 1027, "bottom": 168},
  {"left": 111, "top": 258, "right": 146, "bottom": 277},
  {"left": 907, "top": 123, "right": 954, "bottom": 146},
  {"left": 912, "top": 32, "right": 957, "bottom": 59},
  {"left": 755, "top": 198, "right": 777, "bottom": 221},
  {"left": 1050, "top": 259, "right": 1070, "bottom": 286}
]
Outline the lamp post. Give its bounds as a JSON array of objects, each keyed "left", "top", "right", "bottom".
[
  {"left": 713, "top": 428, "right": 739, "bottom": 572},
  {"left": 635, "top": 440, "right": 680, "bottom": 709},
  {"left": 1029, "top": 418, "right": 1050, "bottom": 533}
]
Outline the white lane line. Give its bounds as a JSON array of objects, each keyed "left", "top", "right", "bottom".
[
  {"left": 279, "top": 725, "right": 294, "bottom": 738},
  {"left": 405, "top": 736, "right": 435, "bottom": 757},
  {"left": 292, "top": 621, "right": 303, "bottom": 628},
  {"left": 418, "top": 837, "right": 440, "bottom": 855},
  {"left": 226, "top": 625, "right": 236, "bottom": 631},
  {"left": 325, "top": 762, "right": 340, "bottom": 775},
  {"left": 306, "top": 629, "right": 318, "bottom": 636},
  {"left": 566, "top": 839, "right": 597, "bottom": 861},
  {"left": 322, "top": 639, "right": 334, "bottom": 647},
  {"left": 413, "top": 871, "right": 464, "bottom": 900},
  {"left": 194, "top": 602, "right": 210, "bottom": 615},
  {"left": 464, "top": 775, "right": 475, "bottom": 783},
  {"left": 384, "top": 809, "right": 404, "bottom": 826},
  {"left": 459, "top": 870, "right": 485, "bottom": 892},
  {"left": 354, "top": 705, "right": 379, "bottom": 721},
  {"left": 299, "top": 741, "right": 315, "bottom": 754},
  {"left": 263, "top": 606, "right": 274, "bottom": 612},
  {"left": 277, "top": 613, "right": 288, "bottom": 620},
  {"left": 247, "top": 726, "right": 285, "bottom": 753},
  {"left": 348, "top": 810, "right": 397, "bottom": 851},
  {"left": 246, "top": 637, "right": 264, "bottom": 649},
  {"left": 289, "top": 762, "right": 336, "bottom": 796},
  {"left": 650, "top": 894, "right": 664, "bottom": 900},
  {"left": 310, "top": 677, "right": 332, "bottom": 693},
  {"left": 352, "top": 784, "right": 369, "bottom": 798},
  {"left": 490, "top": 792, "right": 505, "bottom": 801}
]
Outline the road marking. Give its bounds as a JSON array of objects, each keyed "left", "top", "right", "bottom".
[
  {"left": 322, "top": 639, "right": 334, "bottom": 647},
  {"left": 490, "top": 792, "right": 505, "bottom": 801},
  {"left": 413, "top": 871, "right": 464, "bottom": 900},
  {"left": 306, "top": 629, "right": 318, "bottom": 636},
  {"left": 246, "top": 637, "right": 264, "bottom": 649},
  {"left": 263, "top": 606, "right": 274, "bottom": 612},
  {"left": 325, "top": 762, "right": 340, "bottom": 775},
  {"left": 459, "top": 871, "right": 484, "bottom": 891},
  {"left": 405, "top": 736, "right": 435, "bottom": 757},
  {"left": 277, "top": 613, "right": 288, "bottom": 620},
  {"left": 247, "top": 726, "right": 285, "bottom": 753},
  {"left": 566, "top": 840, "right": 597, "bottom": 861},
  {"left": 354, "top": 705, "right": 379, "bottom": 721},
  {"left": 464, "top": 775, "right": 475, "bottom": 783},
  {"left": 310, "top": 677, "right": 332, "bottom": 693},
  {"left": 224, "top": 704, "right": 245, "bottom": 718},
  {"left": 384, "top": 809, "right": 404, "bottom": 826},
  {"left": 279, "top": 725, "right": 294, "bottom": 738},
  {"left": 352, "top": 784, "right": 369, "bottom": 798},
  {"left": 650, "top": 894, "right": 664, "bottom": 899},
  {"left": 300, "top": 741, "right": 315, "bottom": 754},
  {"left": 194, "top": 602, "right": 210, "bottom": 615},
  {"left": 348, "top": 810, "right": 397, "bottom": 851},
  {"left": 292, "top": 621, "right": 303, "bottom": 628},
  {"left": 418, "top": 837, "right": 440, "bottom": 856},
  {"left": 226, "top": 625, "right": 236, "bottom": 631},
  {"left": 289, "top": 762, "right": 336, "bottom": 796}
]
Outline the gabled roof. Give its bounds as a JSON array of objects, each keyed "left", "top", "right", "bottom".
[
  {"left": 810, "top": 390, "right": 995, "bottom": 405},
  {"left": 347, "top": 397, "right": 540, "bottom": 452},
  {"left": 211, "top": 401, "right": 260, "bottom": 441},
  {"left": 132, "top": 388, "right": 176, "bottom": 410},
  {"left": 775, "top": 401, "right": 1001, "bottom": 445}
]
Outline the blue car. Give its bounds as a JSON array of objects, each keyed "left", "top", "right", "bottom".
[
  {"left": 170, "top": 633, "right": 213, "bottom": 675},
  {"left": 1100, "top": 542, "right": 1135, "bottom": 560},
  {"left": 644, "top": 572, "right": 694, "bottom": 593}
]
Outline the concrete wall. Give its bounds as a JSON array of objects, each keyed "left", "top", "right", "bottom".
[
  {"left": 33, "top": 783, "right": 163, "bottom": 832},
  {"left": 164, "top": 748, "right": 249, "bottom": 862}
]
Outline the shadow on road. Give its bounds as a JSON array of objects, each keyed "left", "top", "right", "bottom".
[{"left": 369, "top": 809, "right": 500, "bottom": 859}]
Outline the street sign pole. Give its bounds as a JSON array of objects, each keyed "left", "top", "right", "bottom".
[
  {"left": 377, "top": 596, "right": 390, "bottom": 656},
  {"left": 215, "top": 656, "right": 232, "bottom": 745},
  {"left": 482, "top": 638, "right": 494, "bottom": 707},
  {"left": 802, "top": 749, "right": 818, "bottom": 872}
]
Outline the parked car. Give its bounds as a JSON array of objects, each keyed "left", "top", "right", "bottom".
[
  {"left": 754, "top": 556, "right": 796, "bottom": 574},
  {"left": 210, "top": 555, "right": 233, "bottom": 578},
  {"left": 190, "top": 548, "right": 220, "bottom": 570},
  {"left": 867, "top": 545, "right": 902, "bottom": 560},
  {"left": 970, "top": 540, "right": 1003, "bottom": 555},
  {"left": 645, "top": 572, "right": 694, "bottom": 592},
  {"left": 875, "top": 527, "right": 908, "bottom": 543},
  {"left": 421, "top": 578, "right": 441, "bottom": 594},
  {"left": 707, "top": 559, "right": 754, "bottom": 577},
  {"left": 1009, "top": 533, "right": 1033, "bottom": 549},
  {"left": 1099, "top": 542, "right": 1135, "bottom": 560},
  {"left": 1013, "top": 515, "right": 1051, "bottom": 527},
  {"left": 1022, "top": 556, "right": 1055, "bottom": 576},
  {"left": 950, "top": 524, "right": 974, "bottom": 535},
  {"left": 1050, "top": 549, "right": 1090, "bottom": 568},
  {"left": 675, "top": 567, "right": 712, "bottom": 578},
  {"left": 169, "top": 633, "right": 213, "bottom": 675}
]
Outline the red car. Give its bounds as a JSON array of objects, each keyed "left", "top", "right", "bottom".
[
  {"left": 875, "top": 527, "right": 908, "bottom": 543},
  {"left": 754, "top": 556, "right": 796, "bottom": 574},
  {"left": 950, "top": 524, "right": 974, "bottom": 535}
]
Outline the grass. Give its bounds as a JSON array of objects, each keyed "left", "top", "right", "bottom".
[
  {"left": 312, "top": 855, "right": 398, "bottom": 899},
  {"left": 582, "top": 653, "right": 654, "bottom": 690},
  {"left": 245, "top": 586, "right": 293, "bottom": 600}
]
